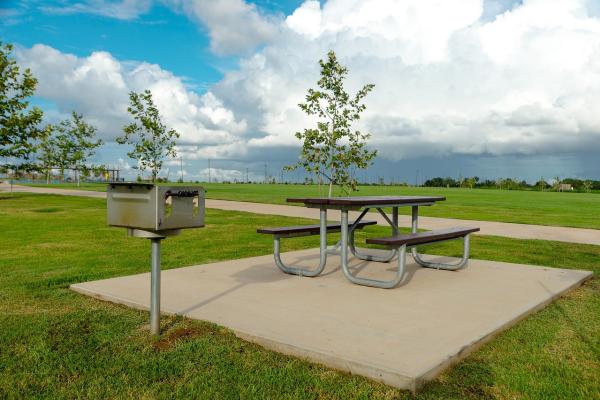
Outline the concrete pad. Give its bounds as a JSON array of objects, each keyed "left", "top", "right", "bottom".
[{"left": 71, "top": 249, "right": 591, "bottom": 392}]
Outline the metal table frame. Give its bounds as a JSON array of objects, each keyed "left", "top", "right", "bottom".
[
  {"left": 338, "top": 202, "right": 428, "bottom": 288},
  {"left": 277, "top": 196, "right": 471, "bottom": 288},
  {"left": 340, "top": 204, "right": 470, "bottom": 288}
]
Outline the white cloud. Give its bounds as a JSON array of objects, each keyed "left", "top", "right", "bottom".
[
  {"left": 18, "top": 0, "right": 600, "bottom": 168},
  {"left": 199, "top": 167, "right": 244, "bottom": 182},
  {"left": 116, "top": 157, "right": 132, "bottom": 170},
  {"left": 170, "top": 0, "right": 280, "bottom": 55},
  {"left": 41, "top": 0, "right": 151, "bottom": 20},
  {"left": 212, "top": 0, "right": 600, "bottom": 160},
  {"left": 16, "top": 44, "right": 247, "bottom": 149}
]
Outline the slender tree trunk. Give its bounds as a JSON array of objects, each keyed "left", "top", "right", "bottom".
[
  {"left": 46, "top": 169, "right": 50, "bottom": 184},
  {"left": 328, "top": 128, "right": 335, "bottom": 198},
  {"left": 317, "top": 172, "right": 322, "bottom": 197},
  {"left": 76, "top": 167, "right": 80, "bottom": 187}
]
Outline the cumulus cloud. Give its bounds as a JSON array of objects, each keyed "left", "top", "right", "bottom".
[
  {"left": 40, "top": 0, "right": 152, "bottom": 20},
  {"left": 17, "top": 0, "right": 600, "bottom": 169},
  {"left": 199, "top": 167, "right": 244, "bottom": 182},
  {"left": 169, "top": 0, "right": 280, "bottom": 55},
  {"left": 16, "top": 44, "right": 247, "bottom": 148},
  {"left": 212, "top": 0, "right": 600, "bottom": 160}
]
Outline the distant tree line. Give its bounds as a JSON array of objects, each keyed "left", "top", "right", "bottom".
[{"left": 423, "top": 176, "right": 600, "bottom": 192}]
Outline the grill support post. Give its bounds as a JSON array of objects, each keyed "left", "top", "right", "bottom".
[{"left": 150, "top": 237, "right": 162, "bottom": 335}]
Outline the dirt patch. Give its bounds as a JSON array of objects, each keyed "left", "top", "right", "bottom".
[
  {"left": 32, "top": 207, "right": 63, "bottom": 213},
  {"left": 153, "top": 325, "right": 212, "bottom": 351}
]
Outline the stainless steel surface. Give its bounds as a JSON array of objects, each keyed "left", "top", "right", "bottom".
[
  {"left": 107, "top": 183, "right": 205, "bottom": 232},
  {"left": 107, "top": 183, "right": 206, "bottom": 336},
  {"left": 150, "top": 238, "right": 161, "bottom": 335}
]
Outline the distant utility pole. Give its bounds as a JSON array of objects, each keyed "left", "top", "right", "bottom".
[
  {"left": 245, "top": 168, "right": 249, "bottom": 183},
  {"left": 179, "top": 157, "right": 183, "bottom": 182},
  {"left": 264, "top": 163, "right": 267, "bottom": 183},
  {"left": 208, "top": 159, "right": 211, "bottom": 183},
  {"left": 280, "top": 169, "right": 284, "bottom": 184}
]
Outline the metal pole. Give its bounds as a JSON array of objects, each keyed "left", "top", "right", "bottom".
[
  {"left": 150, "top": 238, "right": 162, "bottom": 335},
  {"left": 411, "top": 206, "right": 418, "bottom": 233},
  {"left": 179, "top": 157, "right": 183, "bottom": 182}
]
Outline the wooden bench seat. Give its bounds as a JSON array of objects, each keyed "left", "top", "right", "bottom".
[
  {"left": 366, "top": 227, "right": 480, "bottom": 247},
  {"left": 257, "top": 220, "right": 377, "bottom": 237}
]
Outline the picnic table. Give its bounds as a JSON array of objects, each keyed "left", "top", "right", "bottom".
[{"left": 258, "top": 196, "right": 479, "bottom": 289}]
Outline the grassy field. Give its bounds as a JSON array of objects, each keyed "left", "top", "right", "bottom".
[
  {"left": 21, "top": 181, "right": 600, "bottom": 229},
  {"left": 0, "top": 192, "right": 598, "bottom": 399}
]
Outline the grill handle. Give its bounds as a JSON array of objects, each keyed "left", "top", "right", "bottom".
[{"left": 164, "top": 190, "right": 199, "bottom": 199}]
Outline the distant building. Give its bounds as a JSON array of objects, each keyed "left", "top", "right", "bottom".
[{"left": 558, "top": 183, "right": 573, "bottom": 191}]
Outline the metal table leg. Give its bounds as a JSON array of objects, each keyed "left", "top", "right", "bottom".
[
  {"left": 340, "top": 209, "right": 407, "bottom": 288},
  {"left": 411, "top": 206, "right": 471, "bottom": 270},
  {"left": 349, "top": 207, "right": 398, "bottom": 262}
]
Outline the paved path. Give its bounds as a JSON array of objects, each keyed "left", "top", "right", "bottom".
[{"left": 2, "top": 183, "right": 599, "bottom": 246}]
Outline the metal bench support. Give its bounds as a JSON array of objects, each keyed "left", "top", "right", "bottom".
[
  {"left": 273, "top": 208, "right": 328, "bottom": 277},
  {"left": 341, "top": 210, "right": 408, "bottom": 289},
  {"left": 410, "top": 206, "right": 471, "bottom": 270}
]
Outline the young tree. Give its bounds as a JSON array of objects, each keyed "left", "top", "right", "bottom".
[
  {"left": 117, "top": 90, "right": 179, "bottom": 182},
  {"left": 54, "top": 112, "right": 102, "bottom": 185},
  {"left": 288, "top": 51, "right": 377, "bottom": 197},
  {"left": 0, "top": 42, "right": 44, "bottom": 162},
  {"left": 37, "top": 113, "right": 102, "bottom": 184},
  {"left": 37, "top": 124, "right": 59, "bottom": 184}
]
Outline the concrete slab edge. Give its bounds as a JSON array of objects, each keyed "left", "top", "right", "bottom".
[
  {"left": 70, "top": 282, "right": 418, "bottom": 391},
  {"left": 232, "top": 331, "right": 417, "bottom": 392},
  {"left": 416, "top": 270, "right": 594, "bottom": 391},
  {"left": 69, "top": 269, "right": 594, "bottom": 394}
]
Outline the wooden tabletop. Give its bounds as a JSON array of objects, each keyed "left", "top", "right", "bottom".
[{"left": 286, "top": 195, "right": 446, "bottom": 207}]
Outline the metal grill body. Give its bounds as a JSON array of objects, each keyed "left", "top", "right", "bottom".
[
  {"left": 106, "top": 183, "right": 205, "bottom": 335},
  {"left": 107, "top": 183, "right": 205, "bottom": 232}
]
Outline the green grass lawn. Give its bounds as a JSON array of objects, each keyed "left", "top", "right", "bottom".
[
  {"left": 22, "top": 181, "right": 600, "bottom": 229},
  {"left": 0, "top": 192, "right": 598, "bottom": 399}
]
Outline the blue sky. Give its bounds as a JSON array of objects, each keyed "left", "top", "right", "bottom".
[
  {"left": 1, "top": 0, "right": 599, "bottom": 183},
  {"left": 1, "top": 1, "right": 302, "bottom": 90}
]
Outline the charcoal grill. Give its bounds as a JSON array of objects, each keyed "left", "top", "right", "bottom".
[{"left": 107, "top": 183, "right": 205, "bottom": 335}]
